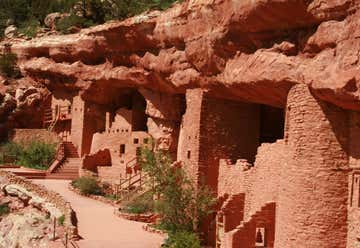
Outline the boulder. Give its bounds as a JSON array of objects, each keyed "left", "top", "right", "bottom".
[
  {"left": 44, "top": 12, "right": 69, "bottom": 30},
  {"left": 4, "top": 25, "right": 17, "bottom": 39}
]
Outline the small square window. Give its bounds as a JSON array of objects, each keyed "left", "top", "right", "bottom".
[
  {"left": 134, "top": 138, "right": 139, "bottom": 144},
  {"left": 143, "top": 138, "right": 149, "bottom": 144},
  {"left": 120, "top": 144, "right": 125, "bottom": 154}
]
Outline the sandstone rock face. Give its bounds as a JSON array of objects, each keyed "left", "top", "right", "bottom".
[
  {"left": 1, "top": 0, "right": 356, "bottom": 111},
  {"left": 0, "top": 183, "right": 67, "bottom": 248},
  {"left": 0, "top": 83, "right": 48, "bottom": 140}
]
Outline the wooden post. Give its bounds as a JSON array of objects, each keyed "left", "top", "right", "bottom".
[
  {"left": 53, "top": 217, "right": 56, "bottom": 240},
  {"left": 65, "top": 232, "right": 68, "bottom": 248}
]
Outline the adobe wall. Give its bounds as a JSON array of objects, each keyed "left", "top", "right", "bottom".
[
  {"left": 275, "top": 84, "right": 349, "bottom": 248},
  {"left": 9, "top": 128, "right": 61, "bottom": 145},
  {"left": 91, "top": 131, "right": 150, "bottom": 184}
]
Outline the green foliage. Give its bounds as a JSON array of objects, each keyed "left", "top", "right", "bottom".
[
  {"left": 58, "top": 215, "right": 65, "bottom": 226},
  {"left": 18, "top": 18, "right": 40, "bottom": 38},
  {"left": 72, "top": 176, "right": 103, "bottom": 195},
  {"left": 163, "top": 231, "right": 201, "bottom": 248},
  {"left": 0, "top": 0, "right": 77, "bottom": 38},
  {"left": 139, "top": 147, "right": 216, "bottom": 234},
  {"left": 0, "top": 203, "right": 10, "bottom": 216},
  {"left": 0, "top": 0, "right": 180, "bottom": 39},
  {"left": 104, "top": 0, "right": 180, "bottom": 20},
  {"left": 55, "top": 14, "right": 94, "bottom": 34},
  {"left": 0, "top": 52, "right": 19, "bottom": 78},
  {"left": 0, "top": 141, "right": 56, "bottom": 170},
  {"left": 0, "top": 142, "right": 23, "bottom": 158},
  {"left": 17, "top": 141, "right": 56, "bottom": 170},
  {"left": 122, "top": 191, "right": 155, "bottom": 214}
]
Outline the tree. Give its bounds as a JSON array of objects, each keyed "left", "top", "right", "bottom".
[{"left": 139, "top": 147, "right": 216, "bottom": 234}]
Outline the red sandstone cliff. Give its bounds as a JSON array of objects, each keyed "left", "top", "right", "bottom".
[{"left": 0, "top": 0, "right": 359, "bottom": 125}]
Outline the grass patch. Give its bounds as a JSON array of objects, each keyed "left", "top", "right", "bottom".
[
  {"left": 162, "top": 231, "right": 201, "bottom": 248},
  {"left": 104, "top": 194, "right": 119, "bottom": 201},
  {"left": 122, "top": 191, "right": 155, "bottom": 214}
]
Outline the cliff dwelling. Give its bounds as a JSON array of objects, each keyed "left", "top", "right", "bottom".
[{"left": 0, "top": 0, "right": 360, "bottom": 247}]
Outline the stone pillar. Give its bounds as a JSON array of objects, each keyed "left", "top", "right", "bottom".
[{"left": 275, "top": 84, "right": 349, "bottom": 248}]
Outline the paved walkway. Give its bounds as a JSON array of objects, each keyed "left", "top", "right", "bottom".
[{"left": 34, "top": 180, "right": 164, "bottom": 248}]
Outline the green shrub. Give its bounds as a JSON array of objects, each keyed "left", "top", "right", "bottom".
[
  {"left": 58, "top": 215, "right": 65, "bottom": 226},
  {"left": 163, "top": 231, "right": 201, "bottom": 248},
  {"left": 72, "top": 176, "right": 103, "bottom": 195},
  {"left": 0, "top": 203, "right": 10, "bottom": 216},
  {"left": 0, "top": 141, "right": 23, "bottom": 158},
  {"left": 55, "top": 14, "right": 94, "bottom": 34},
  {"left": 140, "top": 148, "right": 216, "bottom": 234},
  {"left": 122, "top": 191, "right": 154, "bottom": 214},
  {"left": 18, "top": 18, "right": 40, "bottom": 38},
  {"left": 17, "top": 141, "right": 56, "bottom": 170},
  {"left": 0, "top": 52, "right": 19, "bottom": 78},
  {"left": 0, "top": 141, "right": 56, "bottom": 170}
]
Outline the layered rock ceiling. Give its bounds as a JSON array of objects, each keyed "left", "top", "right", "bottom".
[{"left": 4, "top": 0, "right": 360, "bottom": 110}]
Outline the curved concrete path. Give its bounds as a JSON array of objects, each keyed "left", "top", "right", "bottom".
[{"left": 34, "top": 180, "right": 164, "bottom": 248}]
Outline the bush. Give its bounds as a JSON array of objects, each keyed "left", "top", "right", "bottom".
[
  {"left": 0, "top": 52, "right": 19, "bottom": 78},
  {"left": 18, "top": 18, "right": 40, "bottom": 38},
  {"left": 17, "top": 141, "right": 56, "bottom": 170},
  {"left": 122, "top": 191, "right": 155, "bottom": 214},
  {"left": 0, "top": 203, "right": 10, "bottom": 216},
  {"left": 0, "top": 141, "right": 56, "bottom": 170},
  {"left": 140, "top": 148, "right": 216, "bottom": 234},
  {"left": 55, "top": 14, "right": 94, "bottom": 34},
  {"left": 163, "top": 231, "right": 201, "bottom": 248},
  {"left": 72, "top": 176, "right": 103, "bottom": 195},
  {"left": 0, "top": 141, "right": 23, "bottom": 158}
]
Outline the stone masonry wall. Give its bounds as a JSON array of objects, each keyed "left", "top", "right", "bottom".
[
  {"left": 275, "top": 84, "right": 349, "bottom": 248},
  {"left": 177, "top": 89, "right": 203, "bottom": 184},
  {"left": 347, "top": 112, "right": 360, "bottom": 248},
  {"left": 9, "top": 128, "right": 61, "bottom": 145},
  {"left": 199, "top": 94, "right": 260, "bottom": 192}
]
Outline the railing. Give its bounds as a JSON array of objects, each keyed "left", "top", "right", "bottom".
[{"left": 115, "top": 156, "right": 147, "bottom": 201}]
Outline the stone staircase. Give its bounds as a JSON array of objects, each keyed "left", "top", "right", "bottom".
[
  {"left": 46, "top": 158, "right": 81, "bottom": 180},
  {"left": 63, "top": 142, "right": 79, "bottom": 158},
  {"left": 46, "top": 141, "right": 80, "bottom": 180}
]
